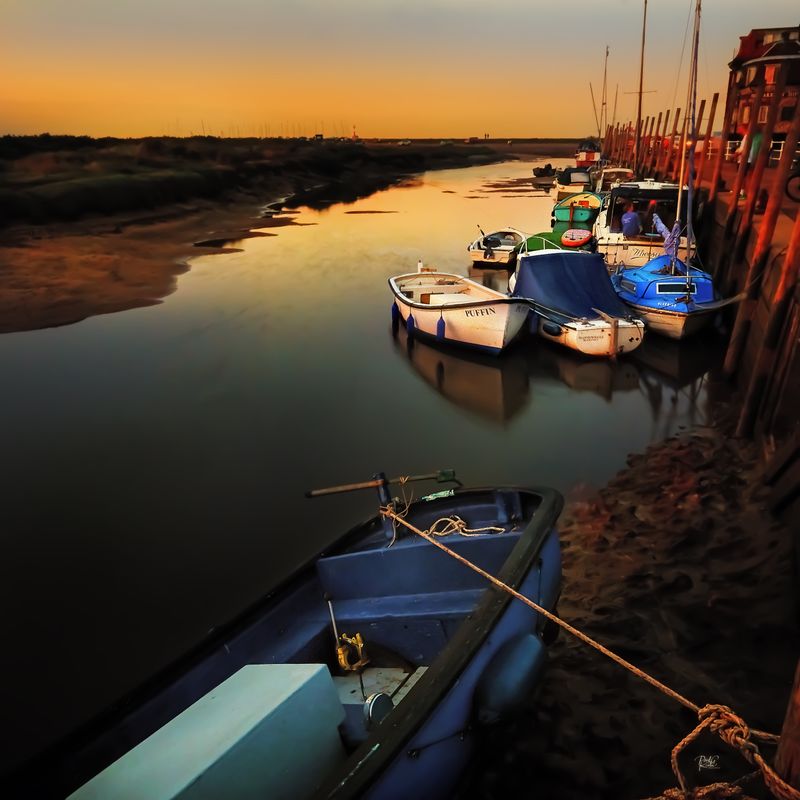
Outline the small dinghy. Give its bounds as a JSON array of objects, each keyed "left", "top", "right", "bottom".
[
  {"left": 467, "top": 227, "right": 527, "bottom": 266},
  {"left": 552, "top": 192, "right": 603, "bottom": 225},
  {"left": 33, "top": 471, "right": 562, "bottom": 800},
  {"left": 390, "top": 270, "right": 531, "bottom": 355},
  {"left": 611, "top": 254, "right": 741, "bottom": 339},
  {"left": 510, "top": 250, "right": 645, "bottom": 357}
]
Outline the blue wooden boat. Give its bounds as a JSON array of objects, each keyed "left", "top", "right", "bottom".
[
  {"left": 15, "top": 473, "right": 562, "bottom": 800},
  {"left": 611, "top": 254, "right": 738, "bottom": 339}
]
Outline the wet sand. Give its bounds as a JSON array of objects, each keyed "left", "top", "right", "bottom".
[{"left": 462, "top": 402, "right": 798, "bottom": 799}]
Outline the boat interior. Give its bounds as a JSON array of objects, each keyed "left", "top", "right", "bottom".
[
  {"left": 477, "top": 230, "right": 525, "bottom": 249},
  {"left": 395, "top": 273, "right": 500, "bottom": 305}
]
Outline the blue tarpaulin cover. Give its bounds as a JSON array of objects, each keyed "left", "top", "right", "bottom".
[{"left": 513, "top": 252, "right": 632, "bottom": 320}]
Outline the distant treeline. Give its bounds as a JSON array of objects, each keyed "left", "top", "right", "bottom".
[{"left": 0, "top": 136, "right": 503, "bottom": 226}]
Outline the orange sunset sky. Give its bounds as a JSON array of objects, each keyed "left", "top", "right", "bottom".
[{"left": 2, "top": 0, "right": 798, "bottom": 139}]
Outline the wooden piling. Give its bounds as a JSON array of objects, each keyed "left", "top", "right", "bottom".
[
  {"left": 660, "top": 108, "right": 681, "bottom": 179},
  {"left": 709, "top": 73, "right": 736, "bottom": 203},
  {"left": 654, "top": 109, "right": 671, "bottom": 178},
  {"left": 724, "top": 101, "right": 800, "bottom": 394},
  {"left": 736, "top": 187, "right": 800, "bottom": 434},
  {"left": 775, "top": 660, "right": 800, "bottom": 792},
  {"left": 680, "top": 97, "right": 706, "bottom": 187},
  {"left": 695, "top": 92, "right": 719, "bottom": 190},
  {"left": 723, "top": 82, "right": 766, "bottom": 236},
  {"left": 647, "top": 111, "right": 663, "bottom": 176},
  {"left": 643, "top": 115, "right": 655, "bottom": 175},
  {"left": 733, "top": 65, "right": 788, "bottom": 260}
]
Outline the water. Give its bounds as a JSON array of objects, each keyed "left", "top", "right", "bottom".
[{"left": 0, "top": 158, "right": 721, "bottom": 774}]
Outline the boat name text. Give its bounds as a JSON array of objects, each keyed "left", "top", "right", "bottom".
[{"left": 464, "top": 308, "right": 497, "bottom": 317}]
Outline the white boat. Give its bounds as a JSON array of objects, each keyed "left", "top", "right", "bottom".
[
  {"left": 594, "top": 167, "right": 635, "bottom": 193},
  {"left": 554, "top": 168, "right": 592, "bottom": 201},
  {"left": 389, "top": 271, "right": 530, "bottom": 355},
  {"left": 593, "top": 179, "right": 691, "bottom": 269},
  {"left": 467, "top": 228, "right": 527, "bottom": 266},
  {"left": 509, "top": 250, "right": 645, "bottom": 358}
]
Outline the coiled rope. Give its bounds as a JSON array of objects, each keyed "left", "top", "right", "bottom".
[{"left": 379, "top": 504, "right": 799, "bottom": 800}]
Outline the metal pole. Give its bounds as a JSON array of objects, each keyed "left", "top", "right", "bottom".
[{"left": 634, "top": 0, "right": 649, "bottom": 173}]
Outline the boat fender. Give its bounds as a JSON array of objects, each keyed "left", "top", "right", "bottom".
[
  {"left": 436, "top": 314, "right": 446, "bottom": 341},
  {"left": 561, "top": 228, "right": 593, "bottom": 248},
  {"left": 391, "top": 301, "right": 400, "bottom": 324},
  {"left": 406, "top": 314, "right": 415, "bottom": 336},
  {"left": 474, "top": 633, "right": 546, "bottom": 725},
  {"left": 542, "top": 321, "right": 562, "bottom": 337}
]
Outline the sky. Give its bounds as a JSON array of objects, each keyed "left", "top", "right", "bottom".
[{"left": 1, "top": 0, "right": 798, "bottom": 138}]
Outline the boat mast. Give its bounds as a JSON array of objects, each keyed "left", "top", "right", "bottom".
[
  {"left": 676, "top": 0, "right": 702, "bottom": 273},
  {"left": 634, "top": 0, "right": 648, "bottom": 173},
  {"left": 601, "top": 46, "right": 609, "bottom": 149}
]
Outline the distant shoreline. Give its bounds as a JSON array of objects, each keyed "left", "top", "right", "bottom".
[{"left": 0, "top": 137, "right": 576, "bottom": 335}]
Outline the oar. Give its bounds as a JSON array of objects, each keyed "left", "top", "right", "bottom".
[{"left": 306, "top": 469, "right": 460, "bottom": 498}]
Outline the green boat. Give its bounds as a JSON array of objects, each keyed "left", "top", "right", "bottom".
[{"left": 552, "top": 191, "right": 603, "bottom": 225}]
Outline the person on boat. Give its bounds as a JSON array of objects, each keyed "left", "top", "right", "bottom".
[
  {"left": 651, "top": 212, "right": 683, "bottom": 260},
  {"left": 621, "top": 202, "right": 642, "bottom": 237}
]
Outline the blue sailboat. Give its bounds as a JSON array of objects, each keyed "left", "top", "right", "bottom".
[
  {"left": 609, "top": 0, "right": 739, "bottom": 340},
  {"left": 17, "top": 472, "right": 562, "bottom": 800}
]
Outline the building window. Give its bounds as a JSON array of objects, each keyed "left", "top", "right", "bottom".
[
  {"left": 765, "top": 64, "right": 778, "bottom": 84},
  {"left": 746, "top": 66, "right": 757, "bottom": 84},
  {"left": 781, "top": 103, "right": 797, "bottom": 122},
  {"left": 742, "top": 105, "right": 751, "bottom": 124},
  {"left": 758, "top": 105, "right": 769, "bottom": 123}
]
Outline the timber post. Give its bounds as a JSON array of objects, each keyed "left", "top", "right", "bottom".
[
  {"left": 661, "top": 108, "right": 681, "bottom": 179},
  {"left": 723, "top": 99, "right": 800, "bottom": 379},
  {"left": 655, "top": 108, "right": 671, "bottom": 178},
  {"left": 709, "top": 72, "right": 736, "bottom": 204},
  {"left": 695, "top": 92, "right": 719, "bottom": 190},
  {"left": 647, "top": 111, "right": 663, "bottom": 175},
  {"left": 732, "top": 64, "right": 788, "bottom": 262},
  {"left": 775, "top": 659, "right": 800, "bottom": 792},
  {"left": 643, "top": 115, "right": 655, "bottom": 173}
]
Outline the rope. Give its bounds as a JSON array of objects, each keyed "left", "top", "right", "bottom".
[{"left": 378, "top": 504, "right": 799, "bottom": 800}]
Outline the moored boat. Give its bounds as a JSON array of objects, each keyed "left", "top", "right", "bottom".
[
  {"left": 467, "top": 228, "right": 528, "bottom": 266},
  {"left": 575, "top": 138, "right": 602, "bottom": 169},
  {"left": 610, "top": 255, "right": 739, "bottom": 339},
  {"left": 554, "top": 167, "right": 592, "bottom": 201},
  {"left": 531, "top": 163, "right": 557, "bottom": 188},
  {"left": 510, "top": 250, "right": 645, "bottom": 357},
  {"left": 390, "top": 270, "right": 530, "bottom": 354},
  {"left": 552, "top": 192, "right": 603, "bottom": 225},
  {"left": 594, "top": 167, "right": 635, "bottom": 194},
  {"left": 593, "top": 179, "right": 691, "bottom": 269},
  {"left": 36, "top": 473, "right": 562, "bottom": 800}
]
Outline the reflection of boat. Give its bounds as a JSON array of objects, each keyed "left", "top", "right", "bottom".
[
  {"left": 554, "top": 167, "right": 592, "bottom": 201},
  {"left": 467, "top": 228, "right": 527, "bottom": 266},
  {"left": 531, "top": 344, "right": 641, "bottom": 401},
  {"left": 593, "top": 180, "right": 690, "bottom": 269},
  {"left": 389, "top": 271, "right": 530, "bottom": 354},
  {"left": 510, "top": 251, "right": 645, "bottom": 357},
  {"left": 59, "top": 473, "right": 563, "bottom": 800},
  {"left": 393, "top": 324, "right": 531, "bottom": 424},
  {"left": 631, "top": 332, "right": 725, "bottom": 388},
  {"left": 610, "top": 255, "right": 734, "bottom": 339},
  {"left": 552, "top": 192, "right": 603, "bottom": 225}
]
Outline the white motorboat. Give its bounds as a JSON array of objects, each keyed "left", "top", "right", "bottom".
[
  {"left": 553, "top": 167, "right": 592, "bottom": 201},
  {"left": 593, "top": 179, "right": 691, "bottom": 269},
  {"left": 389, "top": 270, "right": 530, "bottom": 355},
  {"left": 467, "top": 228, "right": 527, "bottom": 266}
]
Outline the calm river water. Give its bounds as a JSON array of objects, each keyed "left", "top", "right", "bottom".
[{"left": 0, "top": 158, "right": 724, "bottom": 774}]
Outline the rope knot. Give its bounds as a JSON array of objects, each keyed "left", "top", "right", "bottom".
[{"left": 698, "top": 705, "right": 757, "bottom": 760}]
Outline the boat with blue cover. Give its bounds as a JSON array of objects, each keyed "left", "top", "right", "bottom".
[
  {"left": 611, "top": 254, "right": 737, "bottom": 339},
  {"left": 510, "top": 250, "right": 645, "bottom": 357},
  {"left": 17, "top": 472, "right": 562, "bottom": 800}
]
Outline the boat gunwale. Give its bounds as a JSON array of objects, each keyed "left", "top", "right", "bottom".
[{"left": 389, "top": 273, "right": 528, "bottom": 313}]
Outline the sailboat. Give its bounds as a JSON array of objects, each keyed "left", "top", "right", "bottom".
[{"left": 610, "top": 0, "right": 738, "bottom": 340}]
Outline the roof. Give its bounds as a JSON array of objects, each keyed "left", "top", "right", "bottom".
[{"left": 730, "top": 25, "right": 800, "bottom": 68}]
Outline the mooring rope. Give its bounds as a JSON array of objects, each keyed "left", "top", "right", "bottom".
[{"left": 378, "top": 504, "right": 799, "bottom": 800}]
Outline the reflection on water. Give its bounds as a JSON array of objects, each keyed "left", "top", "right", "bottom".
[{"left": 0, "top": 158, "right": 726, "bottom": 775}]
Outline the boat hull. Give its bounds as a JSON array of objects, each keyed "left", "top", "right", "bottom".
[
  {"left": 391, "top": 277, "right": 530, "bottom": 355},
  {"left": 620, "top": 301, "right": 717, "bottom": 339},
  {"left": 537, "top": 316, "right": 645, "bottom": 356},
  {"left": 468, "top": 248, "right": 516, "bottom": 266},
  {"left": 596, "top": 236, "right": 691, "bottom": 270}
]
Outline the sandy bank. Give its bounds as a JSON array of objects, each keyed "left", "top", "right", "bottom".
[{"left": 461, "top": 407, "right": 798, "bottom": 799}]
